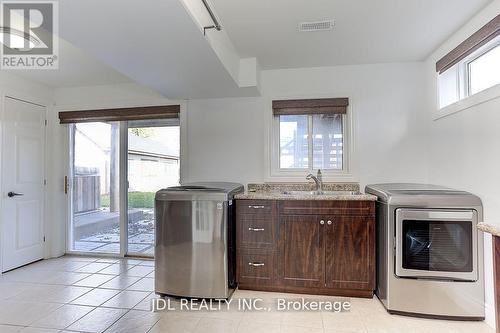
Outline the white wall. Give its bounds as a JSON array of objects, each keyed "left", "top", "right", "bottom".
[
  {"left": 424, "top": 0, "right": 500, "bottom": 327},
  {"left": 185, "top": 97, "right": 265, "bottom": 184},
  {"left": 52, "top": 63, "right": 430, "bottom": 191},
  {"left": 184, "top": 63, "right": 429, "bottom": 189}
]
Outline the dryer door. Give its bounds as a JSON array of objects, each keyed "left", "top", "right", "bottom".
[{"left": 395, "top": 209, "right": 478, "bottom": 281}]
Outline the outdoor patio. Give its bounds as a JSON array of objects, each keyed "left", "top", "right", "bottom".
[{"left": 73, "top": 208, "right": 155, "bottom": 255}]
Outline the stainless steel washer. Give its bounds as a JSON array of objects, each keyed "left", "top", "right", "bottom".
[
  {"left": 155, "top": 182, "right": 243, "bottom": 299},
  {"left": 365, "top": 183, "right": 484, "bottom": 320}
]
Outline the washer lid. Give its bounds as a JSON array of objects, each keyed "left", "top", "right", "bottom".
[
  {"left": 156, "top": 182, "right": 244, "bottom": 201},
  {"left": 180, "top": 182, "right": 244, "bottom": 194}
]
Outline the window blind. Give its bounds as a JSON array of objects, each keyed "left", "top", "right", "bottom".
[
  {"left": 436, "top": 14, "right": 500, "bottom": 74},
  {"left": 59, "top": 105, "right": 180, "bottom": 124},
  {"left": 272, "top": 98, "right": 349, "bottom": 116}
]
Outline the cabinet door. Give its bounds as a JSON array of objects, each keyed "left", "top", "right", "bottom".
[
  {"left": 325, "top": 216, "right": 374, "bottom": 290},
  {"left": 280, "top": 215, "right": 324, "bottom": 288}
]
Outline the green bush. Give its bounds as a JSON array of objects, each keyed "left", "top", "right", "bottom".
[
  {"left": 128, "top": 192, "right": 155, "bottom": 208},
  {"left": 101, "top": 194, "right": 110, "bottom": 207},
  {"left": 100, "top": 192, "right": 155, "bottom": 209}
]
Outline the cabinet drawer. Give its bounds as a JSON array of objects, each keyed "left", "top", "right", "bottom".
[
  {"left": 238, "top": 218, "right": 274, "bottom": 248},
  {"left": 279, "top": 200, "right": 374, "bottom": 216},
  {"left": 237, "top": 200, "right": 274, "bottom": 217},
  {"left": 238, "top": 250, "right": 274, "bottom": 284}
]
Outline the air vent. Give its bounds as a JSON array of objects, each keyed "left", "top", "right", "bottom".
[{"left": 299, "top": 20, "right": 334, "bottom": 32}]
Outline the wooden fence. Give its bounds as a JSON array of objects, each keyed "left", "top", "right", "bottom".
[{"left": 73, "top": 167, "right": 101, "bottom": 214}]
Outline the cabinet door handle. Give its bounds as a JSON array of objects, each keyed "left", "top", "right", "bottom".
[
  {"left": 248, "top": 262, "right": 265, "bottom": 267},
  {"left": 327, "top": 220, "right": 332, "bottom": 225},
  {"left": 248, "top": 227, "right": 265, "bottom": 232},
  {"left": 248, "top": 205, "right": 265, "bottom": 209},
  {"left": 320, "top": 220, "right": 325, "bottom": 225}
]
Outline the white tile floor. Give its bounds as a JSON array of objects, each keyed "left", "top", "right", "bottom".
[{"left": 0, "top": 255, "right": 494, "bottom": 333}]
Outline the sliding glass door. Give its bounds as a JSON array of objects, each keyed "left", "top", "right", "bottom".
[
  {"left": 69, "top": 122, "right": 121, "bottom": 254},
  {"left": 68, "top": 119, "right": 180, "bottom": 257},
  {"left": 127, "top": 120, "right": 180, "bottom": 256}
]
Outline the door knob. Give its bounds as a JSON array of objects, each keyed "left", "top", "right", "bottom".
[
  {"left": 8, "top": 192, "right": 23, "bottom": 198},
  {"left": 320, "top": 220, "right": 325, "bottom": 225},
  {"left": 327, "top": 220, "right": 332, "bottom": 225}
]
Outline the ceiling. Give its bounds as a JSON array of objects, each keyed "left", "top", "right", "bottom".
[
  {"left": 55, "top": 0, "right": 258, "bottom": 99},
  {"left": 11, "top": 38, "right": 131, "bottom": 88},
  {"left": 3, "top": 0, "right": 492, "bottom": 97},
  {"left": 210, "top": 0, "right": 492, "bottom": 69}
]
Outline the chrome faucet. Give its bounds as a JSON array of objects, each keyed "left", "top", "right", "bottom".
[{"left": 306, "top": 169, "right": 323, "bottom": 194}]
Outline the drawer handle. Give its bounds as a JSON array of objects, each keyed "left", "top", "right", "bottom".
[
  {"left": 248, "top": 227, "right": 265, "bottom": 232},
  {"left": 320, "top": 220, "right": 325, "bottom": 225},
  {"left": 248, "top": 262, "right": 265, "bottom": 267},
  {"left": 327, "top": 220, "right": 333, "bottom": 225},
  {"left": 248, "top": 205, "right": 265, "bottom": 209}
]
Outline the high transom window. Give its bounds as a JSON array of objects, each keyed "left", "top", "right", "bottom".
[{"left": 436, "top": 14, "right": 500, "bottom": 110}]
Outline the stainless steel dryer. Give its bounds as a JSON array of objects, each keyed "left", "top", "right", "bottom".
[{"left": 365, "top": 183, "right": 484, "bottom": 320}]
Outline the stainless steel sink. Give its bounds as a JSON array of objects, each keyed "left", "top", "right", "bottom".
[{"left": 281, "top": 190, "right": 361, "bottom": 196}]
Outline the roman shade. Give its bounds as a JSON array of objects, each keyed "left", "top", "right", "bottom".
[
  {"left": 436, "top": 14, "right": 500, "bottom": 74},
  {"left": 58, "top": 105, "right": 180, "bottom": 124},
  {"left": 272, "top": 98, "right": 349, "bottom": 116}
]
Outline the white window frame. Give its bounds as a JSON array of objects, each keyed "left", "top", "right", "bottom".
[
  {"left": 269, "top": 104, "right": 353, "bottom": 181},
  {"left": 465, "top": 38, "right": 500, "bottom": 96},
  {"left": 436, "top": 36, "right": 500, "bottom": 119}
]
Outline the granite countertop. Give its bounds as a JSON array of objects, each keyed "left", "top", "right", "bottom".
[
  {"left": 234, "top": 182, "right": 377, "bottom": 201},
  {"left": 478, "top": 222, "right": 500, "bottom": 237}
]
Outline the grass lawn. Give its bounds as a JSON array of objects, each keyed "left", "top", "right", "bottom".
[{"left": 101, "top": 192, "right": 155, "bottom": 208}]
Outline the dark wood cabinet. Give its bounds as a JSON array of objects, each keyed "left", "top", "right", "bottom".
[
  {"left": 236, "top": 200, "right": 278, "bottom": 289},
  {"left": 325, "top": 215, "right": 374, "bottom": 290},
  {"left": 236, "top": 199, "right": 375, "bottom": 297},
  {"left": 280, "top": 215, "right": 324, "bottom": 288}
]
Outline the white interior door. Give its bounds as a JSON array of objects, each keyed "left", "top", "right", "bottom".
[{"left": 1, "top": 97, "right": 46, "bottom": 272}]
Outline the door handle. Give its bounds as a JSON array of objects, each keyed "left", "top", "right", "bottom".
[
  {"left": 320, "top": 220, "right": 325, "bottom": 225},
  {"left": 248, "top": 205, "right": 265, "bottom": 209},
  {"left": 327, "top": 220, "right": 333, "bottom": 225},
  {"left": 248, "top": 262, "right": 265, "bottom": 267},
  {"left": 64, "top": 176, "right": 69, "bottom": 194},
  {"left": 248, "top": 227, "right": 265, "bottom": 232},
  {"left": 8, "top": 192, "right": 23, "bottom": 198}
]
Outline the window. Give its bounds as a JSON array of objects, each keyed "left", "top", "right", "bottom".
[
  {"left": 436, "top": 14, "right": 500, "bottom": 110},
  {"left": 272, "top": 98, "right": 349, "bottom": 175},
  {"left": 438, "top": 39, "right": 500, "bottom": 108},
  {"left": 468, "top": 44, "right": 500, "bottom": 95},
  {"left": 279, "top": 115, "right": 308, "bottom": 169},
  {"left": 312, "top": 114, "right": 343, "bottom": 170}
]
